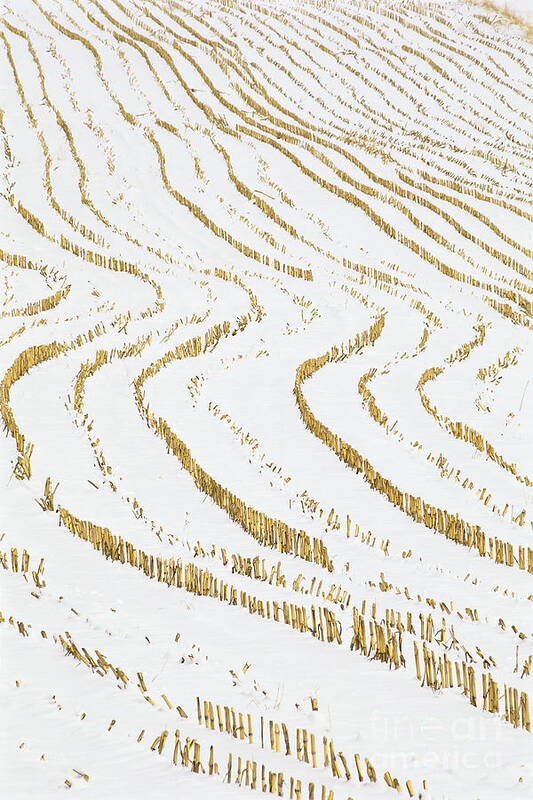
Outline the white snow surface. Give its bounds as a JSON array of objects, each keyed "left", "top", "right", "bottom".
[
  {"left": 471, "top": 0, "right": 533, "bottom": 25},
  {"left": 0, "top": 1, "right": 532, "bottom": 799}
]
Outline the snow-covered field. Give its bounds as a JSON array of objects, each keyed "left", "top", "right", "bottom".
[
  {"left": 1, "top": 1, "right": 532, "bottom": 798},
  {"left": 472, "top": 0, "right": 533, "bottom": 27}
]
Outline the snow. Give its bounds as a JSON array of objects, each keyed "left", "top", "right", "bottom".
[
  {"left": 471, "top": 0, "right": 533, "bottom": 26},
  {"left": 0, "top": 1, "right": 532, "bottom": 799}
]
